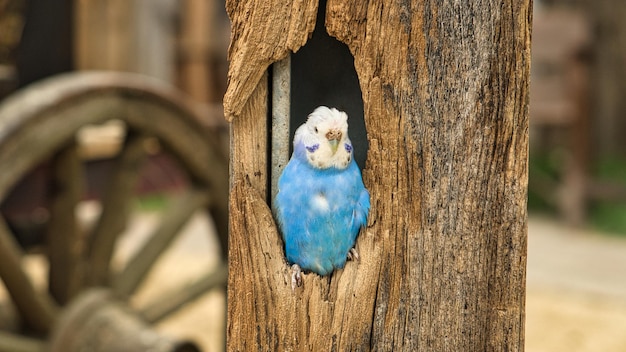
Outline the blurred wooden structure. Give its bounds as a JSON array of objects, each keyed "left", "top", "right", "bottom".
[
  {"left": 73, "top": 0, "right": 229, "bottom": 153},
  {"left": 75, "top": 0, "right": 177, "bottom": 83},
  {"left": 2, "top": 0, "right": 228, "bottom": 111},
  {"left": 0, "top": 0, "right": 73, "bottom": 96},
  {"left": 586, "top": 0, "right": 626, "bottom": 157},
  {"left": 75, "top": 0, "right": 227, "bottom": 105},
  {"left": 0, "top": 2, "right": 231, "bottom": 349},
  {"left": 0, "top": 0, "right": 25, "bottom": 97},
  {"left": 530, "top": 9, "right": 591, "bottom": 225},
  {"left": 178, "top": 0, "right": 216, "bottom": 103},
  {"left": 530, "top": 8, "right": 626, "bottom": 225}
]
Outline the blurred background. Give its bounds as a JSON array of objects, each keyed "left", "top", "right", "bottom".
[
  {"left": 0, "top": 1, "right": 231, "bottom": 351},
  {"left": 528, "top": 2, "right": 626, "bottom": 350},
  {"left": 0, "top": 0, "right": 230, "bottom": 105},
  {"left": 0, "top": 0, "right": 625, "bottom": 351}
]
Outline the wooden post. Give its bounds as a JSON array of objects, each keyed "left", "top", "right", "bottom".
[
  {"left": 74, "top": 0, "right": 136, "bottom": 72},
  {"left": 225, "top": 0, "right": 531, "bottom": 350},
  {"left": 75, "top": 0, "right": 177, "bottom": 82},
  {"left": 178, "top": 0, "right": 215, "bottom": 102}
]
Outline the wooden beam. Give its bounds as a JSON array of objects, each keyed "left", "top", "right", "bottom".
[{"left": 226, "top": 0, "right": 531, "bottom": 350}]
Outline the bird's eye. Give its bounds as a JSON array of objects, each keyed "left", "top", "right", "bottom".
[{"left": 314, "top": 127, "right": 318, "bottom": 133}]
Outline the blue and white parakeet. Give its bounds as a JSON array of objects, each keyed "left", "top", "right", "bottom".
[{"left": 273, "top": 106, "right": 370, "bottom": 289}]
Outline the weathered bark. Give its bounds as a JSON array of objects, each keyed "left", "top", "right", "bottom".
[
  {"left": 226, "top": 0, "right": 531, "bottom": 351},
  {"left": 223, "top": 0, "right": 318, "bottom": 120}
]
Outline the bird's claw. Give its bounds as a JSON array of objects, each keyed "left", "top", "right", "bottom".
[
  {"left": 347, "top": 247, "right": 359, "bottom": 261},
  {"left": 291, "top": 264, "right": 302, "bottom": 290}
]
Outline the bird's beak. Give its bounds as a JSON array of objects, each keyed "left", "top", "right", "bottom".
[
  {"left": 328, "top": 139, "right": 339, "bottom": 154},
  {"left": 326, "top": 130, "right": 342, "bottom": 154}
]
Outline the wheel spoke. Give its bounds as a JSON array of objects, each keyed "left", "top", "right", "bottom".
[
  {"left": 139, "top": 263, "right": 227, "bottom": 324},
  {"left": 46, "top": 143, "right": 84, "bottom": 304},
  {"left": 209, "top": 201, "right": 229, "bottom": 259},
  {"left": 113, "top": 188, "right": 211, "bottom": 297},
  {"left": 0, "top": 216, "right": 58, "bottom": 333},
  {"left": 0, "top": 331, "right": 44, "bottom": 352},
  {"left": 86, "top": 133, "right": 149, "bottom": 286}
]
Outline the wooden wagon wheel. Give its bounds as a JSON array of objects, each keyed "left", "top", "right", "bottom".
[{"left": 0, "top": 72, "right": 228, "bottom": 352}]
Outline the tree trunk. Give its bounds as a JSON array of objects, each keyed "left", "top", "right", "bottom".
[{"left": 225, "top": 0, "right": 531, "bottom": 351}]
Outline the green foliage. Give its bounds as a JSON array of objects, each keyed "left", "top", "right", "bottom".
[
  {"left": 529, "top": 153, "right": 626, "bottom": 236},
  {"left": 589, "top": 202, "right": 626, "bottom": 235},
  {"left": 589, "top": 156, "right": 626, "bottom": 235},
  {"left": 135, "top": 193, "right": 170, "bottom": 211},
  {"left": 593, "top": 155, "right": 626, "bottom": 183},
  {"left": 527, "top": 150, "right": 561, "bottom": 214}
]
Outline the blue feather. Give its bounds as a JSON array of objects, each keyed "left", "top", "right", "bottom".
[{"left": 274, "top": 136, "right": 370, "bottom": 276}]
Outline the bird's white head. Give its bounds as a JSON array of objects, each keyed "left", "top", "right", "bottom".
[{"left": 294, "top": 106, "right": 353, "bottom": 170}]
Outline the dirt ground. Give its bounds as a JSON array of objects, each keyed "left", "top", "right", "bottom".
[{"left": 525, "top": 216, "right": 626, "bottom": 352}]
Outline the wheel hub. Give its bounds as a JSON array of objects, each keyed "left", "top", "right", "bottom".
[{"left": 47, "top": 289, "right": 200, "bottom": 352}]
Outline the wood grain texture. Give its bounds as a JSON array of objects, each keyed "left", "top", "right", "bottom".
[
  {"left": 223, "top": 0, "right": 318, "bottom": 121},
  {"left": 326, "top": 1, "right": 531, "bottom": 350},
  {"left": 228, "top": 72, "right": 269, "bottom": 196},
  {"left": 227, "top": 0, "right": 531, "bottom": 350}
]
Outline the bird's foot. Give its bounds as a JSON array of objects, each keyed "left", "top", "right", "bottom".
[
  {"left": 291, "top": 264, "right": 302, "bottom": 290},
  {"left": 347, "top": 247, "right": 359, "bottom": 261}
]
